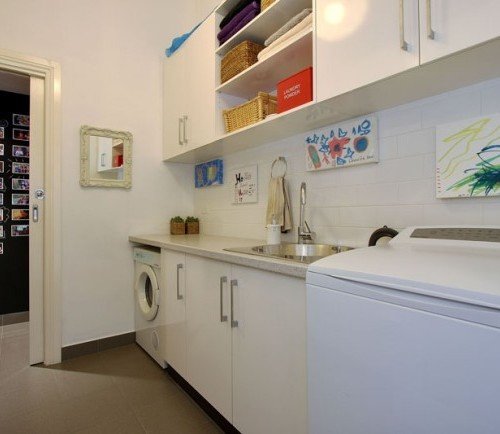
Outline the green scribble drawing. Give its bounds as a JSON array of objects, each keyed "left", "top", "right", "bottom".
[{"left": 439, "top": 118, "right": 500, "bottom": 179}]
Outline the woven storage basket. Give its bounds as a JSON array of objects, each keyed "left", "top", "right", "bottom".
[
  {"left": 221, "top": 40, "right": 264, "bottom": 84},
  {"left": 170, "top": 222, "right": 185, "bottom": 235},
  {"left": 223, "top": 92, "right": 278, "bottom": 133},
  {"left": 261, "top": 0, "right": 276, "bottom": 11}
]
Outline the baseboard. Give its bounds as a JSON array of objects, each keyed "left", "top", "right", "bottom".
[
  {"left": 61, "top": 331, "right": 136, "bottom": 361},
  {"left": 1, "top": 311, "right": 29, "bottom": 325},
  {"left": 166, "top": 366, "right": 240, "bottom": 434}
]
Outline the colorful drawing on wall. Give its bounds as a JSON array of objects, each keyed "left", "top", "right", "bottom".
[
  {"left": 231, "top": 165, "right": 258, "bottom": 204},
  {"left": 305, "top": 116, "right": 378, "bottom": 171},
  {"left": 436, "top": 114, "right": 500, "bottom": 198},
  {"left": 195, "top": 159, "right": 223, "bottom": 188}
]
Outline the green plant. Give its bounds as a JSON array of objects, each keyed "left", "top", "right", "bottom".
[
  {"left": 170, "top": 216, "right": 184, "bottom": 223},
  {"left": 186, "top": 216, "right": 199, "bottom": 223}
]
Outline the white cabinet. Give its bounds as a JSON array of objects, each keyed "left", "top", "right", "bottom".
[
  {"left": 420, "top": 0, "right": 500, "bottom": 64},
  {"left": 185, "top": 255, "right": 232, "bottom": 420},
  {"left": 163, "top": 15, "right": 216, "bottom": 160},
  {"left": 162, "top": 250, "right": 187, "bottom": 378},
  {"left": 316, "top": 0, "right": 419, "bottom": 102},
  {"left": 231, "top": 265, "right": 307, "bottom": 434}
]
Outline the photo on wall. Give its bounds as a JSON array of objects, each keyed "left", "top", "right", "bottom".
[
  {"left": 12, "top": 209, "right": 29, "bottom": 221},
  {"left": 0, "top": 208, "right": 3, "bottom": 222},
  {"left": 12, "top": 162, "right": 29, "bottom": 175},
  {"left": 13, "top": 129, "right": 29, "bottom": 141},
  {"left": 0, "top": 177, "right": 3, "bottom": 189},
  {"left": 11, "top": 224, "right": 29, "bottom": 237},
  {"left": 13, "top": 114, "right": 29, "bottom": 127},
  {"left": 0, "top": 243, "right": 3, "bottom": 255},
  {"left": 0, "top": 143, "right": 4, "bottom": 155},
  {"left": 12, "top": 194, "right": 29, "bottom": 205},
  {"left": 0, "top": 161, "right": 3, "bottom": 173},
  {"left": 12, "top": 178, "right": 29, "bottom": 191},
  {"left": 12, "top": 145, "right": 29, "bottom": 157},
  {"left": 0, "top": 226, "right": 4, "bottom": 238},
  {"left": 0, "top": 193, "right": 3, "bottom": 205},
  {"left": 0, "top": 127, "right": 4, "bottom": 139}
]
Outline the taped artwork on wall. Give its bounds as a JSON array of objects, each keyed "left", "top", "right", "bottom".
[
  {"left": 305, "top": 116, "right": 378, "bottom": 171},
  {"left": 195, "top": 159, "right": 223, "bottom": 188},
  {"left": 436, "top": 114, "right": 500, "bottom": 198},
  {"left": 231, "top": 165, "right": 258, "bottom": 204}
]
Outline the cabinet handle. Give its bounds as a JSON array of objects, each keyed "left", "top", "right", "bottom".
[
  {"left": 230, "top": 279, "right": 238, "bottom": 328},
  {"left": 178, "top": 118, "right": 183, "bottom": 146},
  {"left": 220, "top": 276, "right": 228, "bottom": 322},
  {"left": 32, "top": 204, "right": 39, "bottom": 223},
  {"left": 399, "top": 0, "right": 408, "bottom": 51},
  {"left": 176, "top": 263, "right": 184, "bottom": 300},
  {"left": 183, "top": 115, "right": 188, "bottom": 145},
  {"left": 426, "top": 0, "right": 435, "bottom": 39}
]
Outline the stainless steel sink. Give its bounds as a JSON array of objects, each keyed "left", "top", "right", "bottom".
[{"left": 225, "top": 243, "right": 353, "bottom": 264}]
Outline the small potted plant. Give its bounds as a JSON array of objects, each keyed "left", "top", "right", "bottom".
[
  {"left": 170, "top": 216, "right": 185, "bottom": 235},
  {"left": 186, "top": 216, "right": 200, "bottom": 235}
]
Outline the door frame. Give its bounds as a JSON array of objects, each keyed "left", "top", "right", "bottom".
[{"left": 0, "top": 48, "right": 62, "bottom": 364}]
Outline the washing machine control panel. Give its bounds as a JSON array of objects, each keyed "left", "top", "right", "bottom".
[
  {"left": 410, "top": 227, "right": 500, "bottom": 243},
  {"left": 133, "top": 248, "right": 161, "bottom": 267}
]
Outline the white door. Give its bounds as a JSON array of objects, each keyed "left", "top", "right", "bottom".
[
  {"left": 231, "top": 266, "right": 308, "bottom": 434},
  {"left": 420, "top": 0, "right": 500, "bottom": 64},
  {"left": 185, "top": 255, "right": 232, "bottom": 420},
  {"left": 162, "top": 249, "right": 187, "bottom": 377},
  {"left": 29, "top": 76, "right": 44, "bottom": 365},
  {"left": 316, "top": 0, "right": 419, "bottom": 102}
]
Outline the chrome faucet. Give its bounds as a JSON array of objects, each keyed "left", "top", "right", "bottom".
[{"left": 298, "top": 182, "right": 314, "bottom": 244}]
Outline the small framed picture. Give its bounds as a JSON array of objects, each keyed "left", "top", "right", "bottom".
[
  {"left": 12, "top": 145, "right": 29, "bottom": 157},
  {"left": 12, "top": 178, "right": 29, "bottom": 190},
  {"left": 11, "top": 224, "right": 29, "bottom": 237},
  {"left": 0, "top": 127, "right": 4, "bottom": 139},
  {"left": 13, "top": 114, "right": 30, "bottom": 127},
  {"left": 13, "top": 129, "right": 29, "bottom": 141},
  {"left": 0, "top": 178, "right": 3, "bottom": 189},
  {"left": 0, "top": 161, "right": 3, "bottom": 173},
  {"left": 12, "top": 162, "right": 29, "bottom": 175},
  {"left": 12, "top": 193, "right": 29, "bottom": 205},
  {"left": 12, "top": 208, "right": 29, "bottom": 220},
  {"left": 0, "top": 193, "right": 3, "bottom": 205},
  {"left": 0, "top": 208, "right": 3, "bottom": 221},
  {"left": 0, "top": 242, "right": 3, "bottom": 255},
  {"left": 0, "top": 143, "right": 4, "bottom": 156},
  {"left": 0, "top": 226, "right": 4, "bottom": 238}
]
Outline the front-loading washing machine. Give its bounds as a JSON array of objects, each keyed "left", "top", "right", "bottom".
[{"left": 134, "top": 246, "right": 166, "bottom": 368}]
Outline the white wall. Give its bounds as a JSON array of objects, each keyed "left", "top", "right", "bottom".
[
  {"left": 195, "top": 78, "right": 500, "bottom": 247},
  {"left": 0, "top": 0, "right": 198, "bottom": 345}
]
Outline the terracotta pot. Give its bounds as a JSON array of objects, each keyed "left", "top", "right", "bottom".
[
  {"left": 170, "top": 222, "right": 185, "bottom": 235},
  {"left": 186, "top": 222, "right": 199, "bottom": 235}
]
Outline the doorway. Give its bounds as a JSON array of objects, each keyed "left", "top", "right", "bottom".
[{"left": 0, "top": 48, "right": 61, "bottom": 365}]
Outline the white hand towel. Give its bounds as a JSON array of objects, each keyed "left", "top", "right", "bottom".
[
  {"left": 264, "top": 8, "right": 312, "bottom": 47},
  {"left": 266, "top": 176, "right": 292, "bottom": 232}
]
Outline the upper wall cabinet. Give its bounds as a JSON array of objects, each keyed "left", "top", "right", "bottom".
[
  {"left": 163, "top": 15, "right": 216, "bottom": 160},
  {"left": 316, "top": 0, "right": 420, "bottom": 103},
  {"left": 419, "top": 0, "right": 500, "bottom": 63}
]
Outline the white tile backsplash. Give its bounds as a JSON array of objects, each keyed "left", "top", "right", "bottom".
[{"left": 194, "top": 79, "right": 500, "bottom": 247}]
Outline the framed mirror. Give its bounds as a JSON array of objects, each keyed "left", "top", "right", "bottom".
[{"left": 80, "top": 125, "right": 132, "bottom": 188}]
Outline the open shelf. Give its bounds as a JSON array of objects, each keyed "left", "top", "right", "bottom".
[
  {"left": 216, "top": 28, "right": 313, "bottom": 99},
  {"left": 216, "top": 0, "right": 312, "bottom": 57}
]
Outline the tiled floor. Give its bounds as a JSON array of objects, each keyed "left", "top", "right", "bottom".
[{"left": 0, "top": 323, "right": 222, "bottom": 433}]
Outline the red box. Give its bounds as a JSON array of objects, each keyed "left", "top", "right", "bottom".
[{"left": 277, "top": 67, "right": 313, "bottom": 113}]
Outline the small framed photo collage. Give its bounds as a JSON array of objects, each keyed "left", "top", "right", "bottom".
[{"left": 0, "top": 113, "right": 30, "bottom": 255}]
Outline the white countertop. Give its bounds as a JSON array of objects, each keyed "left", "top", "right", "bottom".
[{"left": 129, "top": 234, "right": 308, "bottom": 279}]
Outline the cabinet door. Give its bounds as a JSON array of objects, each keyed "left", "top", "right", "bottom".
[
  {"left": 162, "top": 250, "right": 187, "bottom": 378},
  {"left": 316, "top": 0, "right": 419, "bottom": 102},
  {"left": 185, "top": 255, "right": 232, "bottom": 420},
  {"left": 420, "top": 0, "right": 500, "bottom": 63},
  {"left": 231, "top": 266, "right": 307, "bottom": 434},
  {"left": 163, "top": 53, "right": 187, "bottom": 160},
  {"left": 183, "top": 15, "right": 216, "bottom": 150}
]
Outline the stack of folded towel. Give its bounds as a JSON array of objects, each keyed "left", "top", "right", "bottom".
[
  {"left": 258, "top": 9, "right": 313, "bottom": 61},
  {"left": 218, "top": 0, "right": 261, "bottom": 46}
]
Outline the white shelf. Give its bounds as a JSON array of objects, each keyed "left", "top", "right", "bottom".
[
  {"left": 164, "top": 38, "right": 500, "bottom": 164},
  {"left": 216, "top": 0, "right": 312, "bottom": 57},
  {"left": 216, "top": 28, "right": 313, "bottom": 99}
]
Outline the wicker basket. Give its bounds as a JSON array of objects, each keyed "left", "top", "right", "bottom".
[
  {"left": 221, "top": 40, "right": 264, "bottom": 84},
  {"left": 223, "top": 92, "right": 277, "bottom": 133},
  {"left": 261, "top": 0, "right": 276, "bottom": 11},
  {"left": 186, "top": 222, "right": 199, "bottom": 235},
  {"left": 170, "top": 222, "right": 185, "bottom": 235}
]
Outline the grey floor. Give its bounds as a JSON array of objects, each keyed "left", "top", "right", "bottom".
[{"left": 0, "top": 323, "right": 222, "bottom": 433}]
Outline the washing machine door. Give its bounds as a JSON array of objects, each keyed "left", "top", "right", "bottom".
[{"left": 135, "top": 263, "right": 160, "bottom": 321}]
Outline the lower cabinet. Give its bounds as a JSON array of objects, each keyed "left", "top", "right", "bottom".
[{"left": 163, "top": 251, "right": 307, "bottom": 434}]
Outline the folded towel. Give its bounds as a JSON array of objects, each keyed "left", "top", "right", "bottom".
[
  {"left": 219, "top": 9, "right": 260, "bottom": 45},
  {"left": 218, "top": 1, "right": 260, "bottom": 41},
  {"left": 220, "top": 0, "right": 260, "bottom": 29},
  {"left": 264, "top": 8, "right": 312, "bottom": 47},
  {"left": 266, "top": 177, "right": 292, "bottom": 233},
  {"left": 258, "top": 15, "right": 313, "bottom": 61}
]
